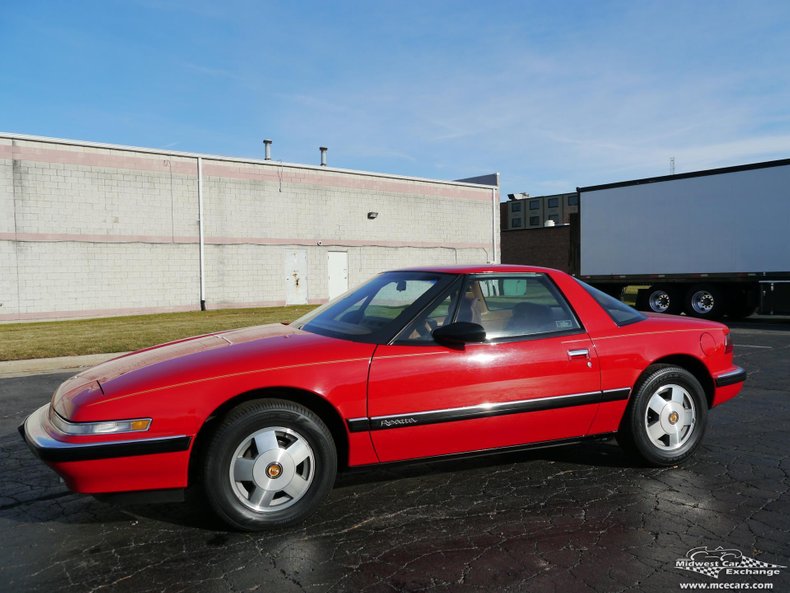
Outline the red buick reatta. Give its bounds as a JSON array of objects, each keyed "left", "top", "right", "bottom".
[{"left": 21, "top": 265, "right": 745, "bottom": 530}]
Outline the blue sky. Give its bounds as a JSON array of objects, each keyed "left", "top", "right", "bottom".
[{"left": 2, "top": 1, "right": 789, "bottom": 196}]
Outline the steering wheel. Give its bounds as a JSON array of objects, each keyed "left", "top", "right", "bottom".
[{"left": 413, "top": 318, "right": 439, "bottom": 340}]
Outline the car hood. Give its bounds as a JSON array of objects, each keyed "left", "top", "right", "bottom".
[
  {"left": 53, "top": 324, "right": 373, "bottom": 419},
  {"left": 74, "top": 323, "right": 295, "bottom": 385}
]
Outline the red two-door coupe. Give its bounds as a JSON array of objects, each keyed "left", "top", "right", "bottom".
[{"left": 20, "top": 265, "right": 746, "bottom": 530}]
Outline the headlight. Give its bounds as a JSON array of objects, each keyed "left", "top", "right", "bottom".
[{"left": 49, "top": 407, "right": 151, "bottom": 435}]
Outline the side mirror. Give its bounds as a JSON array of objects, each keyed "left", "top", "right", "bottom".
[{"left": 432, "top": 322, "right": 486, "bottom": 346}]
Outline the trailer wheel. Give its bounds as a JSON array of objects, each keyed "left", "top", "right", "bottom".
[
  {"left": 727, "top": 287, "right": 758, "bottom": 319},
  {"left": 684, "top": 284, "right": 726, "bottom": 320},
  {"left": 643, "top": 285, "right": 682, "bottom": 315},
  {"left": 598, "top": 284, "right": 624, "bottom": 299}
]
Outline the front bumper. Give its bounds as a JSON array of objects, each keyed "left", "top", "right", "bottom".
[
  {"left": 19, "top": 404, "right": 191, "bottom": 462},
  {"left": 19, "top": 404, "right": 193, "bottom": 494}
]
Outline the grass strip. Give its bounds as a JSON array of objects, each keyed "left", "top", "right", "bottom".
[{"left": 0, "top": 305, "right": 318, "bottom": 361}]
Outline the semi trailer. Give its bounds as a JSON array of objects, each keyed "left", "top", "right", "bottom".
[{"left": 575, "top": 158, "right": 790, "bottom": 319}]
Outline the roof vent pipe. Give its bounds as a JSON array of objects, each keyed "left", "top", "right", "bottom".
[
  {"left": 319, "top": 146, "right": 327, "bottom": 166},
  {"left": 263, "top": 139, "right": 272, "bottom": 160}
]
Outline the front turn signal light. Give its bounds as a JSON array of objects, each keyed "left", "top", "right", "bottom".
[{"left": 50, "top": 408, "right": 152, "bottom": 435}]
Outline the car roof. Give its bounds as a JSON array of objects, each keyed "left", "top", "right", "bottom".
[{"left": 391, "top": 264, "right": 562, "bottom": 275}]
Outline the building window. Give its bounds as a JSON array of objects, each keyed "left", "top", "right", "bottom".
[
  {"left": 548, "top": 214, "right": 559, "bottom": 223},
  {"left": 547, "top": 197, "right": 559, "bottom": 208},
  {"left": 511, "top": 202, "right": 522, "bottom": 212},
  {"left": 567, "top": 194, "right": 579, "bottom": 206},
  {"left": 511, "top": 218, "right": 522, "bottom": 228},
  {"left": 529, "top": 200, "right": 539, "bottom": 210},
  {"left": 529, "top": 216, "right": 539, "bottom": 226}
]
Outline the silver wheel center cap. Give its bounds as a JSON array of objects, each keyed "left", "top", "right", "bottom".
[
  {"left": 659, "top": 403, "right": 685, "bottom": 433},
  {"left": 252, "top": 452, "right": 295, "bottom": 488}
]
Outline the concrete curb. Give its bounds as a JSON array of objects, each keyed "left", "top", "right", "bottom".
[{"left": 0, "top": 352, "right": 129, "bottom": 379}]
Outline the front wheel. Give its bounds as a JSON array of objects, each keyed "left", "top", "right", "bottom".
[
  {"left": 643, "top": 284, "right": 683, "bottom": 314},
  {"left": 202, "top": 399, "right": 337, "bottom": 531},
  {"left": 618, "top": 365, "right": 708, "bottom": 466}
]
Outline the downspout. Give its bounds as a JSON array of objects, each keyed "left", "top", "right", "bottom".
[
  {"left": 197, "top": 157, "right": 206, "bottom": 311},
  {"left": 491, "top": 187, "right": 498, "bottom": 264}
]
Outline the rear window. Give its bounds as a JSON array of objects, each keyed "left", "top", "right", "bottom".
[{"left": 576, "top": 279, "right": 646, "bottom": 326}]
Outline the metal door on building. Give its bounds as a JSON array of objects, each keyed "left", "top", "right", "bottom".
[
  {"left": 284, "top": 249, "right": 308, "bottom": 305},
  {"left": 327, "top": 251, "right": 348, "bottom": 300}
]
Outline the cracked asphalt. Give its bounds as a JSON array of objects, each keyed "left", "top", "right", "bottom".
[{"left": 1, "top": 319, "right": 788, "bottom": 593}]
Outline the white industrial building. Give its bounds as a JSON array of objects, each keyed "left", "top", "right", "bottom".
[{"left": 0, "top": 133, "right": 499, "bottom": 321}]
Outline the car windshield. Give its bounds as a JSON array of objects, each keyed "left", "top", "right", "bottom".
[
  {"left": 575, "top": 279, "right": 646, "bottom": 326},
  {"left": 292, "top": 271, "right": 454, "bottom": 343}
]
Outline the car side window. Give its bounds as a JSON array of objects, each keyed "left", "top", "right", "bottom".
[
  {"left": 335, "top": 278, "right": 438, "bottom": 333},
  {"left": 396, "top": 285, "right": 461, "bottom": 343},
  {"left": 457, "top": 274, "right": 581, "bottom": 340}
]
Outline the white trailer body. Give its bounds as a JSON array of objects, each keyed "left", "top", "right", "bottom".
[
  {"left": 580, "top": 162, "right": 790, "bottom": 276},
  {"left": 577, "top": 159, "right": 790, "bottom": 318}
]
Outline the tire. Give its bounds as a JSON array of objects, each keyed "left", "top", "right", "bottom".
[
  {"left": 684, "top": 284, "right": 726, "bottom": 319},
  {"left": 202, "top": 399, "right": 337, "bottom": 531},
  {"left": 599, "top": 284, "right": 624, "bottom": 299},
  {"left": 618, "top": 365, "right": 707, "bottom": 467},
  {"left": 643, "top": 284, "right": 683, "bottom": 315},
  {"left": 727, "top": 287, "right": 758, "bottom": 319}
]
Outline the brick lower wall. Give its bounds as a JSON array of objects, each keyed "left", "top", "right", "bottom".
[{"left": 500, "top": 226, "right": 571, "bottom": 272}]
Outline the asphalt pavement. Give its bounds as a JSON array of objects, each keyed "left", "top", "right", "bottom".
[{"left": 0, "top": 319, "right": 788, "bottom": 593}]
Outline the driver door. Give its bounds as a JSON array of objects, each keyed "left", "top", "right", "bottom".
[{"left": 366, "top": 274, "right": 602, "bottom": 462}]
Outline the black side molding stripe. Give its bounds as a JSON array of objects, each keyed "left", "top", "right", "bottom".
[
  {"left": 601, "top": 388, "right": 631, "bottom": 402},
  {"left": 715, "top": 367, "right": 747, "bottom": 387},
  {"left": 347, "top": 388, "right": 631, "bottom": 433},
  {"left": 22, "top": 433, "right": 192, "bottom": 463},
  {"left": 347, "top": 418, "right": 371, "bottom": 432}
]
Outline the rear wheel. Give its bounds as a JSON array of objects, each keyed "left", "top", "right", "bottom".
[
  {"left": 202, "top": 399, "right": 336, "bottom": 531},
  {"left": 727, "top": 286, "right": 758, "bottom": 319},
  {"left": 619, "top": 365, "right": 707, "bottom": 466}
]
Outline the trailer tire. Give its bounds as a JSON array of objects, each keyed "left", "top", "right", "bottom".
[
  {"left": 641, "top": 284, "right": 683, "bottom": 315},
  {"left": 684, "top": 284, "right": 726, "bottom": 320},
  {"left": 727, "top": 287, "right": 758, "bottom": 319}
]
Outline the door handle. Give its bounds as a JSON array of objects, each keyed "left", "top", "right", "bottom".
[{"left": 567, "top": 348, "right": 589, "bottom": 359}]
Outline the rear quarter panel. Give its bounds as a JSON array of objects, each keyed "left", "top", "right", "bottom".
[{"left": 549, "top": 271, "right": 733, "bottom": 433}]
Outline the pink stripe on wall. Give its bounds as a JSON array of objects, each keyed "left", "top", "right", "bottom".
[
  {"left": 2, "top": 143, "right": 494, "bottom": 202},
  {"left": 5, "top": 145, "right": 197, "bottom": 175},
  {"left": 204, "top": 236, "right": 490, "bottom": 249},
  {"left": 202, "top": 162, "right": 493, "bottom": 202},
  {"left": 0, "top": 231, "right": 490, "bottom": 250}
]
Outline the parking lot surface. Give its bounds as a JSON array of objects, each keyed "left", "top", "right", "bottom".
[{"left": 1, "top": 319, "right": 788, "bottom": 593}]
